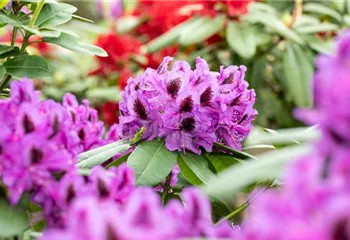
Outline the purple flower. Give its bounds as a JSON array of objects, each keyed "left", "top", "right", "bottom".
[
  {"left": 96, "top": 0, "right": 123, "bottom": 20},
  {"left": 118, "top": 56, "right": 257, "bottom": 154}
]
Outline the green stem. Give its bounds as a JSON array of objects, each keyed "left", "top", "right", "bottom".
[
  {"left": 10, "top": 27, "right": 18, "bottom": 47},
  {"left": 223, "top": 201, "right": 248, "bottom": 221},
  {"left": 29, "top": 0, "right": 45, "bottom": 27},
  {"left": 161, "top": 173, "right": 172, "bottom": 205}
]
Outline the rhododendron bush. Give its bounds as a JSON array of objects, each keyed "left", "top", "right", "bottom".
[{"left": 1, "top": 1, "right": 350, "bottom": 240}]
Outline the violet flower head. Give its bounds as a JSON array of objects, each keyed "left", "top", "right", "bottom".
[
  {"left": 296, "top": 30, "right": 350, "bottom": 151},
  {"left": 118, "top": 56, "right": 257, "bottom": 154}
]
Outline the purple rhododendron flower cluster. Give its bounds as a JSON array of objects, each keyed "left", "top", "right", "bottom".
[
  {"left": 239, "top": 31, "right": 350, "bottom": 240},
  {"left": 118, "top": 56, "right": 257, "bottom": 154},
  {"left": 0, "top": 79, "right": 117, "bottom": 204},
  {"left": 41, "top": 187, "right": 237, "bottom": 240}
]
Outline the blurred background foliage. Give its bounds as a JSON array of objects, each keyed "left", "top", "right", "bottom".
[{"left": 3, "top": 0, "right": 349, "bottom": 129}]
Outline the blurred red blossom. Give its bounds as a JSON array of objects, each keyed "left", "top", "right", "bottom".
[{"left": 101, "top": 101, "right": 119, "bottom": 126}]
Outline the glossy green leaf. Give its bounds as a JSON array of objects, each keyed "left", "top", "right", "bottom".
[
  {"left": 177, "top": 154, "right": 203, "bottom": 186},
  {"left": 145, "top": 17, "right": 198, "bottom": 53},
  {"left": 36, "top": 2, "right": 77, "bottom": 27},
  {"left": 127, "top": 139, "right": 177, "bottom": 186},
  {"left": 43, "top": 32, "right": 108, "bottom": 56},
  {"left": 178, "top": 152, "right": 216, "bottom": 185},
  {"left": 304, "top": 3, "right": 342, "bottom": 22},
  {"left": 179, "top": 15, "right": 225, "bottom": 46},
  {"left": 0, "top": 65, "right": 6, "bottom": 80},
  {"left": 106, "top": 153, "right": 131, "bottom": 169},
  {"left": 23, "top": 26, "right": 61, "bottom": 37},
  {"left": 3, "top": 55, "right": 50, "bottom": 79},
  {"left": 283, "top": 44, "right": 313, "bottom": 107},
  {"left": 203, "top": 144, "right": 312, "bottom": 202},
  {"left": 214, "top": 142, "right": 258, "bottom": 160},
  {"left": 0, "top": 199, "right": 28, "bottom": 237},
  {"left": 226, "top": 21, "right": 256, "bottom": 59},
  {"left": 205, "top": 153, "right": 243, "bottom": 173},
  {"left": 77, "top": 141, "right": 131, "bottom": 168}
]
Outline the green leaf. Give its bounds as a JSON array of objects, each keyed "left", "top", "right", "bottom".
[
  {"left": 179, "top": 15, "right": 225, "bottom": 46},
  {"left": 226, "top": 21, "right": 257, "bottom": 59},
  {"left": 0, "top": 46, "right": 20, "bottom": 59},
  {"left": 77, "top": 141, "right": 131, "bottom": 168},
  {"left": 0, "top": 44, "right": 14, "bottom": 55},
  {"left": 117, "top": 16, "right": 143, "bottom": 34},
  {"left": 23, "top": 26, "right": 61, "bottom": 37},
  {"left": 0, "top": 65, "right": 6, "bottom": 80},
  {"left": 203, "top": 144, "right": 312, "bottom": 202},
  {"left": 86, "top": 87, "right": 121, "bottom": 102},
  {"left": 177, "top": 154, "right": 203, "bottom": 186},
  {"left": 345, "top": 15, "right": 350, "bottom": 26},
  {"left": 72, "top": 14, "right": 94, "bottom": 23},
  {"left": 106, "top": 153, "right": 131, "bottom": 169},
  {"left": 205, "top": 153, "right": 243, "bottom": 173},
  {"left": 245, "top": 13, "right": 304, "bottom": 44},
  {"left": 36, "top": 2, "right": 77, "bottom": 27},
  {"left": 178, "top": 152, "right": 216, "bottom": 185},
  {"left": 248, "top": 2, "right": 277, "bottom": 15},
  {"left": 43, "top": 32, "right": 108, "bottom": 56},
  {"left": 306, "top": 36, "right": 335, "bottom": 55},
  {"left": 304, "top": 3, "right": 342, "bottom": 22},
  {"left": 3, "top": 55, "right": 51, "bottom": 79},
  {"left": 0, "top": 199, "right": 28, "bottom": 237},
  {"left": 295, "top": 22, "right": 338, "bottom": 34},
  {"left": 145, "top": 17, "right": 198, "bottom": 53},
  {"left": 250, "top": 57, "right": 266, "bottom": 89},
  {"left": 0, "top": 12, "right": 22, "bottom": 27},
  {"left": 283, "top": 44, "right": 313, "bottom": 107},
  {"left": 127, "top": 139, "right": 177, "bottom": 186},
  {"left": 213, "top": 142, "right": 258, "bottom": 160}
]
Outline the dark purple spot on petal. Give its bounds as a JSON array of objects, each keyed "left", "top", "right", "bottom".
[
  {"left": 49, "top": 116, "right": 60, "bottom": 139},
  {"left": 106, "top": 224, "right": 119, "bottom": 240},
  {"left": 180, "top": 117, "right": 196, "bottom": 132},
  {"left": 97, "top": 178, "right": 110, "bottom": 198},
  {"left": 23, "top": 114, "right": 35, "bottom": 134},
  {"left": 78, "top": 129, "right": 85, "bottom": 141},
  {"left": 66, "top": 184, "right": 76, "bottom": 204},
  {"left": 237, "top": 114, "right": 248, "bottom": 124},
  {"left": 166, "top": 78, "right": 181, "bottom": 98},
  {"left": 230, "top": 94, "right": 242, "bottom": 106},
  {"left": 30, "top": 148, "right": 43, "bottom": 164},
  {"left": 179, "top": 96, "right": 193, "bottom": 113},
  {"left": 332, "top": 218, "right": 350, "bottom": 240},
  {"left": 133, "top": 98, "right": 148, "bottom": 120},
  {"left": 200, "top": 87, "right": 213, "bottom": 105},
  {"left": 223, "top": 73, "right": 234, "bottom": 84}
]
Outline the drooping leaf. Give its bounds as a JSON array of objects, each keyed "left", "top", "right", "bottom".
[
  {"left": 226, "top": 21, "right": 257, "bottom": 59},
  {"left": 127, "top": 139, "right": 177, "bottom": 186},
  {"left": 203, "top": 144, "right": 312, "bottom": 202},
  {"left": 43, "top": 32, "right": 108, "bottom": 56},
  {"left": 213, "top": 142, "right": 258, "bottom": 160},
  {"left": 282, "top": 44, "right": 313, "bottom": 107},
  {"left": 36, "top": 2, "right": 77, "bottom": 27},
  {"left": 3, "top": 55, "right": 51, "bottom": 78},
  {"left": 77, "top": 141, "right": 131, "bottom": 168},
  {"left": 303, "top": 3, "right": 342, "bottom": 22},
  {"left": 0, "top": 45, "right": 14, "bottom": 55},
  {"left": 179, "top": 15, "right": 226, "bottom": 46},
  {"left": 177, "top": 154, "right": 203, "bottom": 186},
  {"left": 0, "top": 199, "right": 28, "bottom": 237},
  {"left": 0, "top": 12, "right": 22, "bottom": 27},
  {"left": 178, "top": 152, "right": 216, "bottom": 185}
]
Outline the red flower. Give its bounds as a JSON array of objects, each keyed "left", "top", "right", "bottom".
[
  {"left": 222, "top": 0, "right": 254, "bottom": 16},
  {"left": 92, "top": 32, "right": 141, "bottom": 75},
  {"left": 101, "top": 101, "right": 119, "bottom": 126}
]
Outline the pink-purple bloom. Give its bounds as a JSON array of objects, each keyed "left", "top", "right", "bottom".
[
  {"left": 240, "top": 30, "right": 350, "bottom": 240},
  {"left": 118, "top": 56, "right": 257, "bottom": 154}
]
